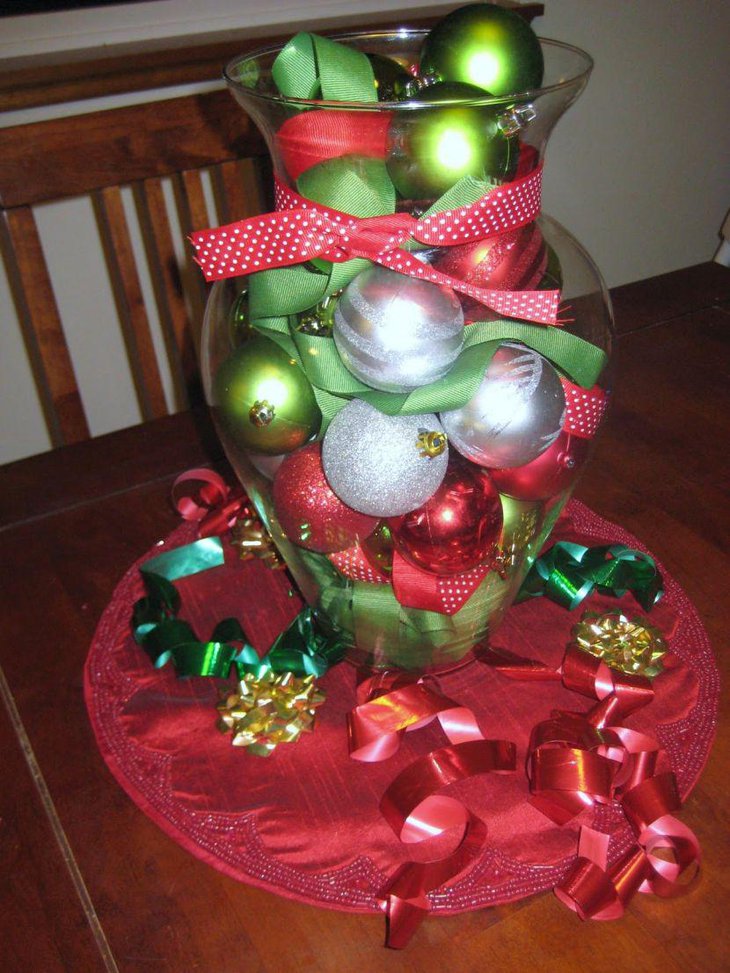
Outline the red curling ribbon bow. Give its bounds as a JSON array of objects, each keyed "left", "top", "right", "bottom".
[
  {"left": 190, "top": 165, "right": 561, "bottom": 327},
  {"left": 171, "top": 469, "right": 248, "bottom": 538},
  {"left": 348, "top": 672, "right": 516, "bottom": 948},
  {"left": 482, "top": 642, "right": 701, "bottom": 916}
]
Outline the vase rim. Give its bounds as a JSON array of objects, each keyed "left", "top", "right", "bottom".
[{"left": 224, "top": 29, "right": 594, "bottom": 111}]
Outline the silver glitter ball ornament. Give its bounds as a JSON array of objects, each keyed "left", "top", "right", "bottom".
[
  {"left": 322, "top": 399, "right": 449, "bottom": 517},
  {"left": 333, "top": 266, "right": 464, "bottom": 393},
  {"left": 440, "top": 343, "right": 566, "bottom": 469}
]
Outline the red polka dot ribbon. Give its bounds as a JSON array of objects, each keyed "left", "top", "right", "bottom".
[
  {"left": 561, "top": 378, "right": 609, "bottom": 438},
  {"left": 189, "top": 166, "right": 561, "bottom": 327}
]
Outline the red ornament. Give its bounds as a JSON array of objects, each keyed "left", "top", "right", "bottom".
[
  {"left": 273, "top": 442, "right": 378, "bottom": 553},
  {"left": 489, "top": 430, "right": 591, "bottom": 502},
  {"left": 432, "top": 222, "right": 547, "bottom": 322},
  {"left": 388, "top": 456, "right": 503, "bottom": 575}
]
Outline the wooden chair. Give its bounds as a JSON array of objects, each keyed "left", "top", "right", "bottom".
[{"left": 0, "top": 89, "right": 269, "bottom": 448}]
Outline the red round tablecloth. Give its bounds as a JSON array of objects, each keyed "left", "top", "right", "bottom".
[{"left": 84, "top": 500, "right": 717, "bottom": 915}]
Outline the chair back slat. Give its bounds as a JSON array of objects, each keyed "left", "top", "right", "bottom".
[
  {"left": 1, "top": 87, "right": 269, "bottom": 451},
  {"left": 2, "top": 206, "right": 90, "bottom": 444},
  {"left": 138, "top": 177, "right": 199, "bottom": 403},
  {"left": 0, "top": 90, "right": 266, "bottom": 208},
  {"left": 95, "top": 185, "right": 168, "bottom": 420}
]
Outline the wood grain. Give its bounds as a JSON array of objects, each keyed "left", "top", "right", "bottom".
[
  {"left": 0, "top": 263, "right": 727, "bottom": 971},
  {"left": 0, "top": 90, "right": 266, "bottom": 209},
  {"left": 1, "top": 207, "right": 90, "bottom": 445}
]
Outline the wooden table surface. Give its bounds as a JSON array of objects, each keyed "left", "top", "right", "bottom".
[{"left": 1, "top": 262, "right": 728, "bottom": 973}]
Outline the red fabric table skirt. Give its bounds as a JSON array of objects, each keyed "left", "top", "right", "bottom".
[{"left": 84, "top": 500, "right": 718, "bottom": 915}]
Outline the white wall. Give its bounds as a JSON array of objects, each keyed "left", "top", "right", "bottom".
[{"left": 1, "top": 0, "right": 729, "bottom": 463}]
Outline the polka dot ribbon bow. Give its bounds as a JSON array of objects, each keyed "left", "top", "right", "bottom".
[{"left": 189, "top": 165, "right": 560, "bottom": 327}]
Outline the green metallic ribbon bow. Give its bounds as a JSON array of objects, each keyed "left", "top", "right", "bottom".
[
  {"left": 131, "top": 539, "right": 346, "bottom": 679},
  {"left": 518, "top": 542, "right": 664, "bottom": 612}
]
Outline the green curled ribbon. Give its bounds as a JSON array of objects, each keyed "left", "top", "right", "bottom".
[
  {"left": 131, "top": 540, "right": 346, "bottom": 679},
  {"left": 518, "top": 542, "right": 664, "bottom": 612}
]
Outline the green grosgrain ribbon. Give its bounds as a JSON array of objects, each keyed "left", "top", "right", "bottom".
[
  {"left": 132, "top": 540, "right": 346, "bottom": 678},
  {"left": 518, "top": 542, "right": 664, "bottom": 611},
  {"left": 272, "top": 31, "right": 378, "bottom": 103}
]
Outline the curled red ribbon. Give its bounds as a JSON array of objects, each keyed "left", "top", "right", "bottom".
[
  {"left": 190, "top": 166, "right": 561, "bottom": 327},
  {"left": 483, "top": 641, "right": 701, "bottom": 916},
  {"left": 348, "top": 672, "right": 515, "bottom": 948},
  {"left": 171, "top": 469, "right": 248, "bottom": 538}
]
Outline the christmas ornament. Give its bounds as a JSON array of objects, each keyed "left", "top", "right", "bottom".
[
  {"left": 419, "top": 3, "right": 544, "bottom": 97},
  {"left": 321, "top": 399, "right": 449, "bottom": 517},
  {"left": 228, "top": 289, "right": 255, "bottom": 344},
  {"left": 214, "top": 336, "right": 321, "bottom": 455},
  {"left": 386, "top": 81, "right": 516, "bottom": 200},
  {"left": 295, "top": 292, "right": 340, "bottom": 337},
  {"left": 489, "top": 430, "right": 590, "bottom": 501},
  {"left": 432, "top": 222, "right": 547, "bottom": 322},
  {"left": 388, "top": 455, "right": 502, "bottom": 575},
  {"left": 333, "top": 266, "right": 464, "bottom": 392},
  {"left": 367, "top": 52, "right": 413, "bottom": 101},
  {"left": 273, "top": 442, "right": 378, "bottom": 553},
  {"left": 361, "top": 521, "right": 394, "bottom": 577},
  {"left": 440, "top": 343, "right": 565, "bottom": 468}
]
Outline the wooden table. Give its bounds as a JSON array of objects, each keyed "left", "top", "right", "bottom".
[{"left": 2, "top": 262, "right": 728, "bottom": 972}]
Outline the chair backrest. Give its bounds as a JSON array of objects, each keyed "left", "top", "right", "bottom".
[{"left": 0, "top": 89, "right": 268, "bottom": 447}]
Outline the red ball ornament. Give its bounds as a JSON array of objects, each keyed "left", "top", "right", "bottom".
[
  {"left": 388, "top": 456, "right": 503, "bottom": 575},
  {"left": 489, "top": 430, "right": 591, "bottom": 501},
  {"left": 273, "top": 442, "right": 378, "bottom": 553},
  {"left": 433, "top": 222, "right": 547, "bottom": 322}
]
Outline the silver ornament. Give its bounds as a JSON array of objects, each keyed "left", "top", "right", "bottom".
[
  {"left": 440, "top": 343, "right": 566, "bottom": 469},
  {"left": 333, "top": 266, "right": 464, "bottom": 393},
  {"left": 322, "top": 399, "right": 449, "bottom": 517}
]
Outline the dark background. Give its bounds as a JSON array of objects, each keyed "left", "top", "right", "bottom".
[{"left": 1, "top": 1, "right": 151, "bottom": 14}]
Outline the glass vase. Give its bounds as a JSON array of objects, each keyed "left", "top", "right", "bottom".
[{"left": 200, "top": 29, "right": 613, "bottom": 672}]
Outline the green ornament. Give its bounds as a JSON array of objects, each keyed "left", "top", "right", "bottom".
[
  {"left": 386, "top": 81, "right": 517, "bottom": 200},
  {"left": 420, "top": 3, "right": 544, "bottom": 97},
  {"left": 214, "top": 336, "right": 321, "bottom": 455},
  {"left": 366, "top": 53, "right": 413, "bottom": 101},
  {"left": 295, "top": 291, "right": 341, "bottom": 336},
  {"left": 227, "top": 289, "right": 255, "bottom": 345}
]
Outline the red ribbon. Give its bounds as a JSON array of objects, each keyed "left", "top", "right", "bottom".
[
  {"left": 189, "top": 166, "right": 561, "bottom": 326},
  {"left": 276, "top": 109, "right": 391, "bottom": 181},
  {"left": 348, "top": 671, "right": 515, "bottom": 948},
  {"left": 482, "top": 642, "right": 701, "bottom": 916},
  {"left": 171, "top": 469, "right": 249, "bottom": 538}
]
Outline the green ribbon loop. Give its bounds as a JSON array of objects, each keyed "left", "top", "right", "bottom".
[
  {"left": 272, "top": 32, "right": 378, "bottom": 103},
  {"left": 248, "top": 607, "right": 347, "bottom": 678},
  {"left": 518, "top": 542, "right": 664, "bottom": 611},
  {"left": 132, "top": 542, "right": 345, "bottom": 679},
  {"left": 141, "top": 537, "right": 225, "bottom": 582}
]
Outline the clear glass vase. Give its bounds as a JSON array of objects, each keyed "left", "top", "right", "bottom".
[{"left": 200, "top": 29, "right": 613, "bottom": 672}]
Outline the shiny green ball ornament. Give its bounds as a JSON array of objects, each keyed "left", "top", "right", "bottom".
[
  {"left": 213, "top": 336, "right": 321, "bottom": 455},
  {"left": 386, "top": 81, "right": 517, "bottom": 200},
  {"left": 227, "top": 289, "right": 255, "bottom": 345},
  {"left": 366, "top": 53, "right": 413, "bottom": 101},
  {"left": 420, "top": 3, "right": 544, "bottom": 97}
]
